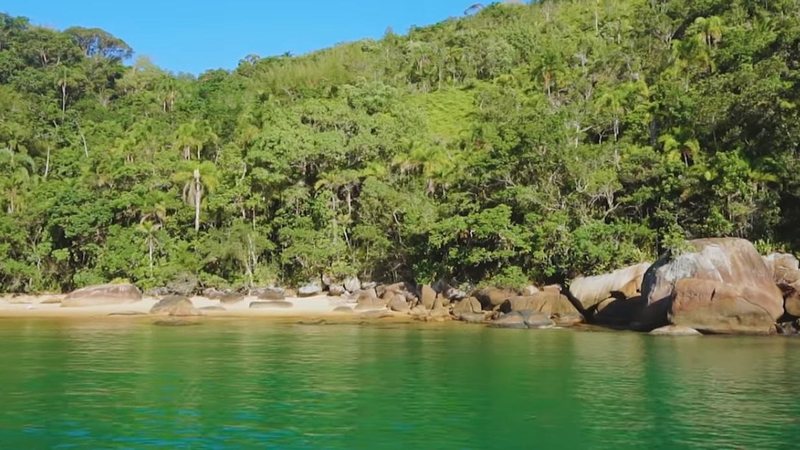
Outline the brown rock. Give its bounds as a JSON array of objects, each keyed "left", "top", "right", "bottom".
[
  {"left": 474, "top": 288, "right": 517, "bottom": 309},
  {"left": 62, "top": 283, "right": 142, "bottom": 307},
  {"left": 355, "top": 289, "right": 384, "bottom": 311},
  {"left": 150, "top": 296, "right": 200, "bottom": 317},
  {"left": 389, "top": 294, "right": 411, "bottom": 313},
  {"left": 569, "top": 263, "right": 650, "bottom": 311},
  {"left": 421, "top": 284, "right": 437, "bottom": 310},
  {"left": 452, "top": 297, "right": 482, "bottom": 317},
  {"left": 637, "top": 238, "right": 784, "bottom": 334}
]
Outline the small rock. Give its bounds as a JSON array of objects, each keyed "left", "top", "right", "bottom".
[
  {"left": 649, "top": 325, "right": 703, "bottom": 336},
  {"left": 458, "top": 312, "right": 488, "bottom": 324},
  {"left": 522, "top": 285, "right": 540, "bottom": 296},
  {"left": 298, "top": 282, "right": 322, "bottom": 297},
  {"left": 521, "top": 311, "right": 555, "bottom": 329},
  {"left": 361, "top": 281, "right": 377, "bottom": 290},
  {"left": 328, "top": 284, "right": 346, "bottom": 296},
  {"left": 490, "top": 312, "right": 528, "bottom": 329},
  {"left": 257, "top": 288, "right": 285, "bottom": 301},
  {"left": 452, "top": 297, "right": 482, "bottom": 318}
]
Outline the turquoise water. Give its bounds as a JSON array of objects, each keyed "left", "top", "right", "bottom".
[{"left": 0, "top": 319, "right": 798, "bottom": 449}]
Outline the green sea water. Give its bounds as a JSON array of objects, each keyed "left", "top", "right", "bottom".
[{"left": 0, "top": 319, "right": 798, "bottom": 449}]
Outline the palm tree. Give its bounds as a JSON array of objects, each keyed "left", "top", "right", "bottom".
[
  {"left": 173, "top": 161, "right": 220, "bottom": 232},
  {"left": 137, "top": 220, "right": 161, "bottom": 277},
  {"left": 174, "top": 120, "right": 218, "bottom": 160}
]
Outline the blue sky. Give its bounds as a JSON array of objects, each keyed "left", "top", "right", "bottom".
[{"left": 2, "top": 0, "right": 477, "bottom": 74}]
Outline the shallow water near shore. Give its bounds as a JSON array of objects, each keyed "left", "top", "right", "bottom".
[{"left": 0, "top": 319, "right": 798, "bottom": 449}]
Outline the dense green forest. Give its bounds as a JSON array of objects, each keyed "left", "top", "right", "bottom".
[{"left": 1, "top": 0, "right": 799, "bottom": 293}]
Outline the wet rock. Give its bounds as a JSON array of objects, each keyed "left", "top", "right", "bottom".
[
  {"left": 333, "top": 306, "right": 354, "bottom": 313},
  {"left": 150, "top": 296, "right": 200, "bottom": 317},
  {"left": 250, "top": 301, "right": 293, "bottom": 309},
  {"left": 649, "top": 325, "right": 702, "bottom": 336},
  {"left": 62, "top": 283, "right": 142, "bottom": 307},
  {"left": 458, "top": 312, "right": 488, "bottom": 324},
  {"left": 490, "top": 312, "right": 528, "bottom": 329},
  {"left": 521, "top": 311, "right": 556, "bottom": 329}
]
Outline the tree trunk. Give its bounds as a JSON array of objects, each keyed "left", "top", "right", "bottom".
[{"left": 194, "top": 169, "right": 202, "bottom": 232}]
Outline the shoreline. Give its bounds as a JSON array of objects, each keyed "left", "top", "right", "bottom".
[{"left": 0, "top": 294, "right": 429, "bottom": 323}]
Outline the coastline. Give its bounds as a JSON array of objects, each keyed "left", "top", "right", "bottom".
[{"left": 0, "top": 294, "right": 423, "bottom": 323}]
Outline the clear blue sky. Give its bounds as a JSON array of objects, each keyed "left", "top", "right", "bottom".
[{"left": 2, "top": 0, "right": 477, "bottom": 74}]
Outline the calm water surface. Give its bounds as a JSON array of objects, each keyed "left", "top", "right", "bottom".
[{"left": 0, "top": 319, "right": 798, "bottom": 449}]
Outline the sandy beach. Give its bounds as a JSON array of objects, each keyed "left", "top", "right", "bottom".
[{"left": 0, "top": 294, "right": 395, "bottom": 321}]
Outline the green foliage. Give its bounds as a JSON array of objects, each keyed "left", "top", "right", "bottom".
[{"left": 1, "top": 0, "right": 800, "bottom": 293}]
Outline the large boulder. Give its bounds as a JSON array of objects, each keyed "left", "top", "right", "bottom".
[
  {"left": 569, "top": 263, "right": 650, "bottom": 311},
  {"left": 150, "top": 296, "right": 200, "bottom": 316},
  {"left": 420, "top": 284, "right": 437, "bottom": 310},
  {"left": 452, "top": 297, "right": 482, "bottom": 318},
  {"left": 474, "top": 288, "right": 517, "bottom": 310},
  {"left": 355, "top": 289, "right": 384, "bottom": 311},
  {"left": 62, "top": 283, "right": 142, "bottom": 307},
  {"left": 637, "top": 238, "right": 784, "bottom": 334},
  {"left": 592, "top": 295, "right": 643, "bottom": 326}
]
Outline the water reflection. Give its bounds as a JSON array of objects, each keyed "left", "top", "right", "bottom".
[{"left": 0, "top": 319, "right": 798, "bottom": 449}]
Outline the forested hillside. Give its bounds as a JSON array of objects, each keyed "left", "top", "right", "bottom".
[{"left": 1, "top": 0, "right": 799, "bottom": 293}]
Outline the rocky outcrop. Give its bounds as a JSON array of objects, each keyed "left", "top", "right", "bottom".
[
  {"left": 62, "top": 283, "right": 142, "bottom": 307},
  {"left": 637, "top": 238, "right": 784, "bottom": 334},
  {"left": 150, "top": 296, "right": 200, "bottom": 316}
]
